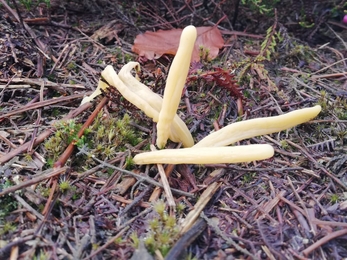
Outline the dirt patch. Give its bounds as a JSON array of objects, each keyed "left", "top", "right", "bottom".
[{"left": 1, "top": 1, "right": 347, "bottom": 259}]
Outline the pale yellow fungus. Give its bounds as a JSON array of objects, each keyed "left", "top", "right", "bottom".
[
  {"left": 118, "top": 62, "right": 162, "bottom": 111},
  {"left": 101, "top": 65, "right": 159, "bottom": 120},
  {"left": 156, "top": 25, "right": 197, "bottom": 148},
  {"left": 80, "top": 80, "right": 109, "bottom": 105},
  {"left": 133, "top": 144, "right": 274, "bottom": 165},
  {"left": 88, "top": 63, "right": 193, "bottom": 147},
  {"left": 194, "top": 105, "right": 322, "bottom": 148},
  {"left": 82, "top": 24, "right": 322, "bottom": 167},
  {"left": 118, "top": 62, "right": 194, "bottom": 147}
]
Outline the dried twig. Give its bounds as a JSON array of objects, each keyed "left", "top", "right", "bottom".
[
  {"left": 0, "top": 102, "right": 92, "bottom": 165},
  {"left": 179, "top": 177, "right": 222, "bottom": 234},
  {"left": 286, "top": 139, "right": 347, "bottom": 191},
  {"left": 200, "top": 211, "right": 256, "bottom": 259},
  {"left": 78, "top": 148, "right": 194, "bottom": 198},
  {"left": 0, "top": 92, "right": 88, "bottom": 121},
  {"left": 302, "top": 229, "right": 347, "bottom": 257},
  {"left": 0, "top": 167, "right": 67, "bottom": 197},
  {"left": 150, "top": 145, "right": 176, "bottom": 208}
]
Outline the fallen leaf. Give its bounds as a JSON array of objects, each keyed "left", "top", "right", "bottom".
[{"left": 132, "top": 26, "right": 224, "bottom": 62}]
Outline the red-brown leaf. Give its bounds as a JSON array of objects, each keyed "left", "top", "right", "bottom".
[{"left": 131, "top": 26, "right": 224, "bottom": 62}]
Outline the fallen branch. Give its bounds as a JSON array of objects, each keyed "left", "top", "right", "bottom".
[{"left": 302, "top": 228, "right": 347, "bottom": 256}]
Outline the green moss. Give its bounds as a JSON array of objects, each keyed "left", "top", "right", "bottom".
[
  {"left": 176, "top": 202, "right": 186, "bottom": 214},
  {"left": 114, "top": 237, "right": 124, "bottom": 244},
  {"left": 125, "top": 156, "right": 135, "bottom": 170},
  {"left": 0, "top": 222, "right": 16, "bottom": 235},
  {"left": 44, "top": 112, "right": 143, "bottom": 169},
  {"left": 44, "top": 119, "right": 84, "bottom": 163},
  {"left": 130, "top": 232, "right": 140, "bottom": 249},
  {"left": 330, "top": 193, "right": 339, "bottom": 204},
  {"left": 59, "top": 180, "right": 71, "bottom": 192},
  {"left": 23, "top": 153, "right": 33, "bottom": 162},
  {"left": 0, "top": 180, "right": 18, "bottom": 219},
  {"left": 243, "top": 89, "right": 251, "bottom": 99},
  {"left": 66, "top": 62, "right": 77, "bottom": 71},
  {"left": 37, "top": 185, "right": 51, "bottom": 198},
  {"left": 241, "top": 0, "right": 280, "bottom": 15},
  {"left": 153, "top": 200, "right": 166, "bottom": 216},
  {"left": 236, "top": 21, "right": 281, "bottom": 84},
  {"left": 140, "top": 200, "right": 182, "bottom": 257},
  {"left": 242, "top": 172, "right": 256, "bottom": 184},
  {"left": 280, "top": 140, "right": 289, "bottom": 149}
]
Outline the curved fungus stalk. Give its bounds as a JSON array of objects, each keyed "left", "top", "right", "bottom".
[
  {"left": 133, "top": 105, "right": 321, "bottom": 165},
  {"left": 80, "top": 62, "right": 194, "bottom": 147},
  {"left": 133, "top": 144, "right": 274, "bottom": 165},
  {"left": 194, "top": 105, "right": 322, "bottom": 148},
  {"left": 156, "top": 25, "right": 197, "bottom": 148},
  {"left": 101, "top": 65, "right": 159, "bottom": 120},
  {"left": 118, "top": 62, "right": 194, "bottom": 147},
  {"left": 81, "top": 80, "right": 109, "bottom": 105},
  {"left": 86, "top": 63, "right": 194, "bottom": 147}
]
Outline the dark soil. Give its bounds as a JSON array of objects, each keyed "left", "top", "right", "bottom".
[{"left": 1, "top": 1, "right": 347, "bottom": 259}]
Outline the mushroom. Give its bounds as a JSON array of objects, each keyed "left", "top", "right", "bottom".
[
  {"left": 102, "top": 65, "right": 159, "bottom": 120},
  {"left": 194, "top": 105, "right": 322, "bottom": 148},
  {"left": 156, "top": 25, "right": 197, "bottom": 148},
  {"left": 82, "top": 25, "right": 198, "bottom": 148},
  {"left": 82, "top": 24, "right": 322, "bottom": 166},
  {"left": 133, "top": 144, "right": 274, "bottom": 165},
  {"left": 80, "top": 80, "right": 109, "bottom": 105},
  {"left": 133, "top": 105, "right": 321, "bottom": 165},
  {"left": 99, "top": 64, "right": 194, "bottom": 147},
  {"left": 118, "top": 62, "right": 194, "bottom": 147}
]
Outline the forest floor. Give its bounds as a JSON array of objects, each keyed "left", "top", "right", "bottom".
[{"left": 1, "top": 1, "right": 347, "bottom": 259}]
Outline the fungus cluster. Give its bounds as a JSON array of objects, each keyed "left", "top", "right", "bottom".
[{"left": 83, "top": 25, "right": 322, "bottom": 165}]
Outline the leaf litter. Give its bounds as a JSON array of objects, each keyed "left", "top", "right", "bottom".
[{"left": 0, "top": 0, "right": 347, "bottom": 259}]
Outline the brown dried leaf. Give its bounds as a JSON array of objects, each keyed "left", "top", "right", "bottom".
[{"left": 132, "top": 26, "right": 224, "bottom": 62}]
